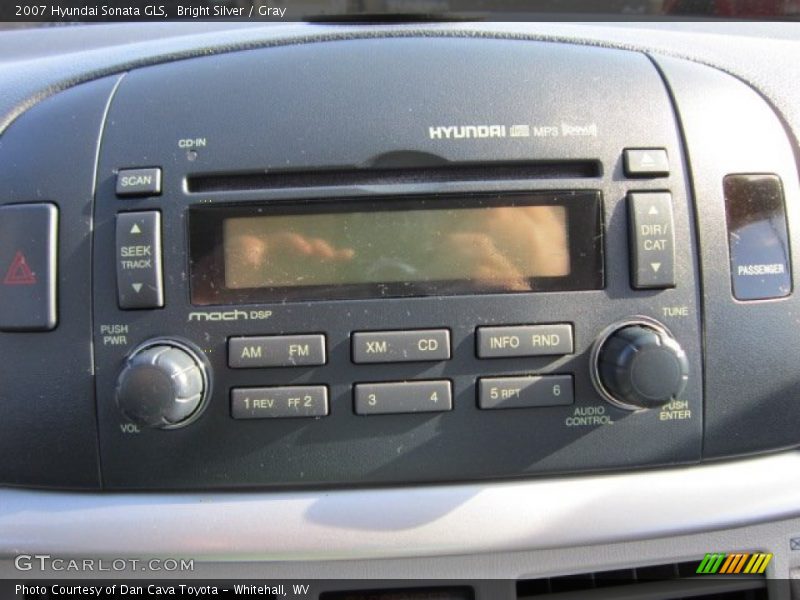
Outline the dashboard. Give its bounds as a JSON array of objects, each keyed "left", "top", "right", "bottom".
[{"left": 1, "top": 19, "right": 800, "bottom": 599}]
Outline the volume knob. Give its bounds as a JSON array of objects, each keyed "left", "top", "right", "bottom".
[
  {"left": 593, "top": 321, "right": 688, "bottom": 411},
  {"left": 115, "top": 340, "right": 209, "bottom": 429}
]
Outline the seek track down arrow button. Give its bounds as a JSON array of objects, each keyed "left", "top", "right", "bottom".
[{"left": 116, "top": 211, "right": 164, "bottom": 309}]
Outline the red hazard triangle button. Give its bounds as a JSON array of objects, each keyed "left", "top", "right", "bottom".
[
  {"left": 0, "top": 203, "right": 57, "bottom": 331},
  {"left": 3, "top": 250, "right": 37, "bottom": 285}
]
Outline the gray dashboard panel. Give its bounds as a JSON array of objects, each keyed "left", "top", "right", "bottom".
[
  {"left": 0, "top": 74, "right": 123, "bottom": 488},
  {"left": 1, "top": 450, "right": 799, "bottom": 563},
  {"left": 0, "top": 20, "right": 799, "bottom": 576},
  {"left": 653, "top": 53, "right": 800, "bottom": 458}
]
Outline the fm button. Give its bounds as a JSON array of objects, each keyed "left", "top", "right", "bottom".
[{"left": 229, "top": 335, "right": 326, "bottom": 368}]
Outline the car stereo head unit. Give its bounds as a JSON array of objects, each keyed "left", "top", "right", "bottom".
[{"left": 78, "top": 36, "right": 709, "bottom": 490}]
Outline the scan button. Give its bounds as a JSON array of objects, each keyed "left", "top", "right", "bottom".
[{"left": 116, "top": 168, "right": 162, "bottom": 197}]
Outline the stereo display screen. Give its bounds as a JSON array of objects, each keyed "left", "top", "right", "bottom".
[{"left": 190, "top": 192, "right": 603, "bottom": 304}]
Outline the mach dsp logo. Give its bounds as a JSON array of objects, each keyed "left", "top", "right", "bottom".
[{"left": 696, "top": 552, "right": 772, "bottom": 575}]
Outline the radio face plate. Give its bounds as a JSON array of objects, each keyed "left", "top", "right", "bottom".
[{"left": 90, "top": 37, "right": 703, "bottom": 490}]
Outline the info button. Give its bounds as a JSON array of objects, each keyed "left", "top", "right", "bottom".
[{"left": 476, "top": 324, "right": 574, "bottom": 359}]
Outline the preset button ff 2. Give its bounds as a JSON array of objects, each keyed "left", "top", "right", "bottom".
[{"left": 231, "top": 386, "right": 328, "bottom": 419}]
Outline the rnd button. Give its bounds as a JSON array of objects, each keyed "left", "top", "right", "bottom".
[
  {"left": 476, "top": 324, "right": 574, "bottom": 358},
  {"left": 352, "top": 329, "right": 451, "bottom": 364}
]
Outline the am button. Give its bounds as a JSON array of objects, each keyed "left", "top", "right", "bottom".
[{"left": 228, "top": 334, "right": 326, "bottom": 368}]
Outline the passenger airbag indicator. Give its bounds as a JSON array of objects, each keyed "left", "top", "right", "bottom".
[{"left": 724, "top": 174, "right": 792, "bottom": 301}]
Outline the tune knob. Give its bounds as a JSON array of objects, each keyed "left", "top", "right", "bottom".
[
  {"left": 593, "top": 321, "right": 689, "bottom": 410},
  {"left": 115, "top": 340, "right": 209, "bottom": 429}
]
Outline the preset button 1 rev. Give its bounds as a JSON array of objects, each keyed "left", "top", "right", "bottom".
[
  {"left": 115, "top": 211, "right": 163, "bottom": 309},
  {"left": 231, "top": 386, "right": 328, "bottom": 419}
]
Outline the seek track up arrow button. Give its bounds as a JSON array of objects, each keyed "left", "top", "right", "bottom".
[{"left": 116, "top": 212, "right": 163, "bottom": 309}]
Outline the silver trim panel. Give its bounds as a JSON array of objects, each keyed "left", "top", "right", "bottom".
[{"left": 2, "top": 451, "right": 799, "bottom": 560}]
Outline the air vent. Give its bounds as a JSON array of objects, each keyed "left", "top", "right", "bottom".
[{"left": 517, "top": 560, "right": 767, "bottom": 599}]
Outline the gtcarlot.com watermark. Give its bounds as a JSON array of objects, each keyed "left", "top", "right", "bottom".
[{"left": 15, "top": 554, "right": 194, "bottom": 572}]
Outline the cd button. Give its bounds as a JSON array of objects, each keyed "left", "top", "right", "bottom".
[
  {"left": 354, "top": 381, "right": 453, "bottom": 415},
  {"left": 228, "top": 334, "right": 326, "bottom": 368},
  {"left": 352, "top": 329, "right": 450, "bottom": 364},
  {"left": 476, "top": 324, "right": 573, "bottom": 358},
  {"left": 231, "top": 386, "right": 328, "bottom": 419}
]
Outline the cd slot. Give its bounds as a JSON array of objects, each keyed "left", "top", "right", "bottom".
[{"left": 186, "top": 160, "right": 602, "bottom": 194}]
